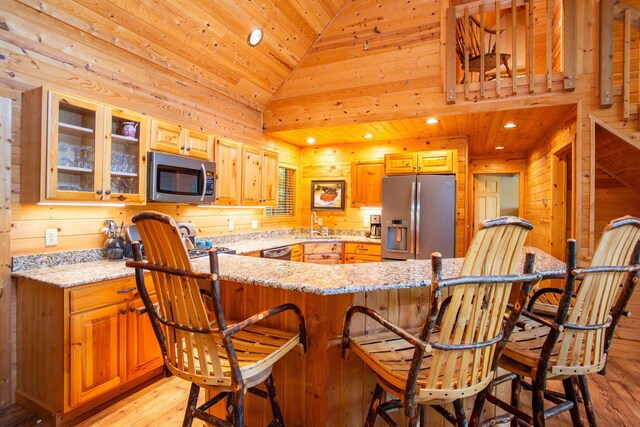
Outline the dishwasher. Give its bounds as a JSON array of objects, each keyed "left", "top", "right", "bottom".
[{"left": 260, "top": 246, "right": 292, "bottom": 261}]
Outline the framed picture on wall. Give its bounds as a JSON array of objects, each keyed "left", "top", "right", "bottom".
[{"left": 311, "top": 180, "right": 345, "bottom": 210}]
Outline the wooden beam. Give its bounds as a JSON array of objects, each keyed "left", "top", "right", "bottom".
[
  {"left": 624, "top": 8, "right": 631, "bottom": 120},
  {"left": 453, "top": 0, "right": 528, "bottom": 17},
  {"left": 0, "top": 96, "right": 11, "bottom": 408},
  {"left": 512, "top": 0, "right": 518, "bottom": 94},
  {"left": 563, "top": 0, "right": 577, "bottom": 91},
  {"left": 546, "top": 0, "right": 553, "bottom": 90},
  {"left": 614, "top": 1, "right": 640, "bottom": 28},
  {"left": 480, "top": 4, "right": 486, "bottom": 99},
  {"left": 495, "top": 0, "right": 501, "bottom": 97},
  {"left": 465, "top": 7, "right": 471, "bottom": 100},
  {"left": 528, "top": 0, "right": 535, "bottom": 93},
  {"left": 600, "top": 0, "right": 615, "bottom": 107},
  {"left": 446, "top": 7, "right": 457, "bottom": 105}
]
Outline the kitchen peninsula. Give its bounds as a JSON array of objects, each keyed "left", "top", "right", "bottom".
[{"left": 12, "top": 236, "right": 565, "bottom": 426}]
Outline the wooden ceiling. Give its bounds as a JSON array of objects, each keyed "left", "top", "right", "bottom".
[
  {"left": 595, "top": 125, "right": 640, "bottom": 193},
  {"left": 15, "top": 0, "right": 348, "bottom": 110},
  {"left": 265, "top": 104, "right": 577, "bottom": 156}
]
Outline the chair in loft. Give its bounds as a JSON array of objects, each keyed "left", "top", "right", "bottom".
[
  {"left": 342, "top": 217, "right": 541, "bottom": 426},
  {"left": 126, "top": 211, "right": 307, "bottom": 427},
  {"left": 455, "top": 15, "right": 512, "bottom": 83},
  {"left": 489, "top": 216, "right": 640, "bottom": 427}
]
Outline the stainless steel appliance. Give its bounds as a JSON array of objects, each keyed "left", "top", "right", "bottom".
[
  {"left": 370, "top": 214, "right": 381, "bottom": 239},
  {"left": 147, "top": 152, "right": 216, "bottom": 203},
  {"left": 381, "top": 174, "right": 455, "bottom": 260}
]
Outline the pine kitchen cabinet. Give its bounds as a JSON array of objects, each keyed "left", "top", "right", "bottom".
[
  {"left": 351, "top": 160, "right": 384, "bottom": 207},
  {"left": 21, "top": 87, "right": 149, "bottom": 204},
  {"left": 385, "top": 150, "right": 457, "bottom": 175},
  {"left": 343, "top": 242, "right": 381, "bottom": 263},
  {"left": 303, "top": 242, "right": 343, "bottom": 264},
  {"left": 16, "top": 276, "right": 163, "bottom": 426},
  {"left": 214, "top": 137, "right": 242, "bottom": 205},
  {"left": 241, "top": 145, "right": 279, "bottom": 206},
  {"left": 150, "top": 119, "right": 214, "bottom": 161}
]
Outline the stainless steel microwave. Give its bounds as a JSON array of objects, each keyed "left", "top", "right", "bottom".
[{"left": 147, "top": 152, "right": 215, "bottom": 203}]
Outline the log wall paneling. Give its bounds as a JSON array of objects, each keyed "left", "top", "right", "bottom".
[
  {"left": 0, "top": 97, "right": 11, "bottom": 408},
  {"left": 601, "top": 0, "right": 615, "bottom": 107}
]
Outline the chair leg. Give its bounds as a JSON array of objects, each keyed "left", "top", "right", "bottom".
[
  {"left": 419, "top": 405, "right": 426, "bottom": 427},
  {"left": 562, "top": 378, "right": 584, "bottom": 427},
  {"left": 577, "top": 375, "right": 598, "bottom": 427},
  {"left": 531, "top": 380, "right": 546, "bottom": 427},
  {"left": 365, "top": 383, "right": 385, "bottom": 427},
  {"left": 453, "top": 398, "right": 467, "bottom": 427},
  {"left": 470, "top": 388, "right": 488, "bottom": 427},
  {"left": 182, "top": 383, "right": 200, "bottom": 427},
  {"left": 232, "top": 389, "right": 245, "bottom": 427},
  {"left": 510, "top": 376, "right": 522, "bottom": 427},
  {"left": 225, "top": 394, "right": 233, "bottom": 422},
  {"left": 265, "top": 373, "right": 285, "bottom": 426}
]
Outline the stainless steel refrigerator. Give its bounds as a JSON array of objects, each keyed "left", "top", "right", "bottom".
[{"left": 381, "top": 174, "right": 455, "bottom": 260}]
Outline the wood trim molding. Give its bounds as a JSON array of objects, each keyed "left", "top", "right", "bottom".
[{"left": 0, "top": 96, "right": 12, "bottom": 408}]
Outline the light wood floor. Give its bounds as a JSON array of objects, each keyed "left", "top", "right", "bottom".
[{"left": 1, "top": 357, "right": 638, "bottom": 426}]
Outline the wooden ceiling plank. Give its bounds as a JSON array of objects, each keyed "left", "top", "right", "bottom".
[
  {"left": 17, "top": 0, "right": 270, "bottom": 108},
  {"left": 109, "top": 0, "right": 288, "bottom": 93}
]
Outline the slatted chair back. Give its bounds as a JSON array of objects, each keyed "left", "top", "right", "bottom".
[
  {"left": 417, "top": 217, "right": 533, "bottom": 400},
  {"left": 131, "top": 211, "right": 236, "bottom": 387},
  {"left": 552, "top": 216, "right": 640, "bottom": 375}
]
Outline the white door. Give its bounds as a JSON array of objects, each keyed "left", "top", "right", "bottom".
[{"left": 474, "top": 175, "right": 500, "bottom": 233}]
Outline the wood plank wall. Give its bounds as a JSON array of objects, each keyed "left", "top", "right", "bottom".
[
  {"left": 299, "top": 136, "right": 468, "bottom": 257},
  {"left": 525, "top": 115, "right": 577, "bottom": 253}
]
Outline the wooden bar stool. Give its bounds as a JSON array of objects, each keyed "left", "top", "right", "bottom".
[
  {"left": 126, "top": 211, "right": 307, "bottom": 427},
  {"left": 342, "top": 217, "right": 541, "bottom": 426},
  {"left": 488, "top": 216, "right": 640, "bottom": 427}
]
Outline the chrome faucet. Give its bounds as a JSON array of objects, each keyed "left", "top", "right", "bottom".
[{"left": 310, "top": 211, "right": 319, "bottom": 236}]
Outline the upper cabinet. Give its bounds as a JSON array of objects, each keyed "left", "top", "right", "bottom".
[
  {"left": 385, "top": 150, "right": 457, "bottom": 175},
  {"left": 351, "top": 160, "right": 384, "bottom": 207},
  {"left": 150, "top": 120, "right": 213, "bottom": 161},
  {"left": 21, "top": 87, "right": 148, "bottom": 204},
  {"left": 241, "top": 145, "right": 278, "bottom": 206},
  {"left": 214, "top": 138, "right": 242, "bottom": 206}
]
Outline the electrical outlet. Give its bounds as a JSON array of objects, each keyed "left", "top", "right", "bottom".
[
  {"left": 45, "top": 228, "right": 58, "bottom": 247},
  {"left": 317, "top": 217, "right": 323, "bottom": 226},
  {"left": 251, "top": 219, "right": 258, "bottom": 229},
  {"left": 228, "top": 219, "right": 234, "bottom": 231}
]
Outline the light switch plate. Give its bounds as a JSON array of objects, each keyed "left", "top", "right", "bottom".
[
  {"left": 228, "top": 219, "right": 234, "bottom": 231},
  {"left": 251, "top": 219, "right": 258, "bottom": 229},
  {"left": 317, "top": 218, "right": 323, "bottom": 226},
  {"left": 45, "top": 229, "right": 58, "bottom": 246}
]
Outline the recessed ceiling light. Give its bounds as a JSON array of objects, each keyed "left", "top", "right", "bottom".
[
  {"left": 306, "top": 137, "right": 316, "bottom": 144},
  {"left": 503, "top": 122, "right": 517, "bottom": 129},
  {"left": 363, "top": 133, "right": 374, "bottom": 139},
  {"left": 425, "top": 118, "right": 439, "bottom": 125},
  {"left": 247, "top": 28, "right": 263, "bottom": 46},
  {"left": 495, "top": 146, "right": 505, "bottom": 150}
]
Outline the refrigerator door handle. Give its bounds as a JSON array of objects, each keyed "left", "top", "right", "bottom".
[
  {"left": 415, "top": 181, "right": 421, "bottom": 256},
  {"left": 410, "top": 181, "right": 416, "bottom": 255}
]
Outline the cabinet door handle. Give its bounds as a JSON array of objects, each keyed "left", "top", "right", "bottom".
[
  {"left": 129, "top": 307, "right": 136, "bottom": 313},
  {"left": 116, "top": 287, "right": 136, "bottom": 294},
  {"left": 180, "top": 146, "right": 185, "bottom": 150},
  {"left": 96, "top": 190, "right": 103, "bottom": 195},
  {"left": 186, "top": 147, "right": 191, "bottom": 151},
  {"left": 105, "top": 189, "right": 111, "bottom": 195},
  {"left": 120, "top": 309, "right": 127, "bottom": 315}
]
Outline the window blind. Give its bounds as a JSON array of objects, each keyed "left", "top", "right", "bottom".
[{"left": 265, "top": 166, "right": 295, "bottom": 217}]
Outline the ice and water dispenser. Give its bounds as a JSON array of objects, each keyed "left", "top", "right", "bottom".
[{"left": 385, "top": 219, "right": 408, "bottom": 252}]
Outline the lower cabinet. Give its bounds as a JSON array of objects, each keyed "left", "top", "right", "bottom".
[
  {"left": 343, "top": 242, "right": 381, "bottom": 263},
  {"left": 290, "top": 244, "right": 303, "bottom": 262},
  {"left": 17, "top": 275, "right": 163, "bottom": 426},
  {"left": 303, "top": 242, "right": 343, "bottom": 264}
]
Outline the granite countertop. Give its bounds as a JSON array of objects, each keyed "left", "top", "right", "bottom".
[{"left": 12, "top": 236, "right": 565, "bottom": 295}]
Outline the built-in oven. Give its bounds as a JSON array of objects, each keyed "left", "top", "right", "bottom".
[{"left": 147, "top": 152, "right": 215, "bottom": 203}]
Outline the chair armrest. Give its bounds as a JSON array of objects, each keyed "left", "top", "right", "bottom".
[
  {"left": 572, "top": 264, "right": 640, "bottom": 276},
  {"left": 222, "top": 303, "right": 307, "bottom": 352},
  {"left": 437, "top": 272, "right": 541, "bottom": 289},
  {"left": 341, "top": 305, "right": 427, "bottom": 358}
]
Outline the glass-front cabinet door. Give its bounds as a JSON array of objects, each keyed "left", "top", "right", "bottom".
[
  {"left": 47, "top": 92, "right": 104, "bottom": 201},
  {"left": 106, "top": 109, "right": 148, "bottom": 203}
]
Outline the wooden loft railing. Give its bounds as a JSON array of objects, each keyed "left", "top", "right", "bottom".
[
  {"left": 445, "top": 0, "right": 577, "bottom": 104},
  {"left": 601, "top": 0, "right": 640, "bottom": 124}
]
